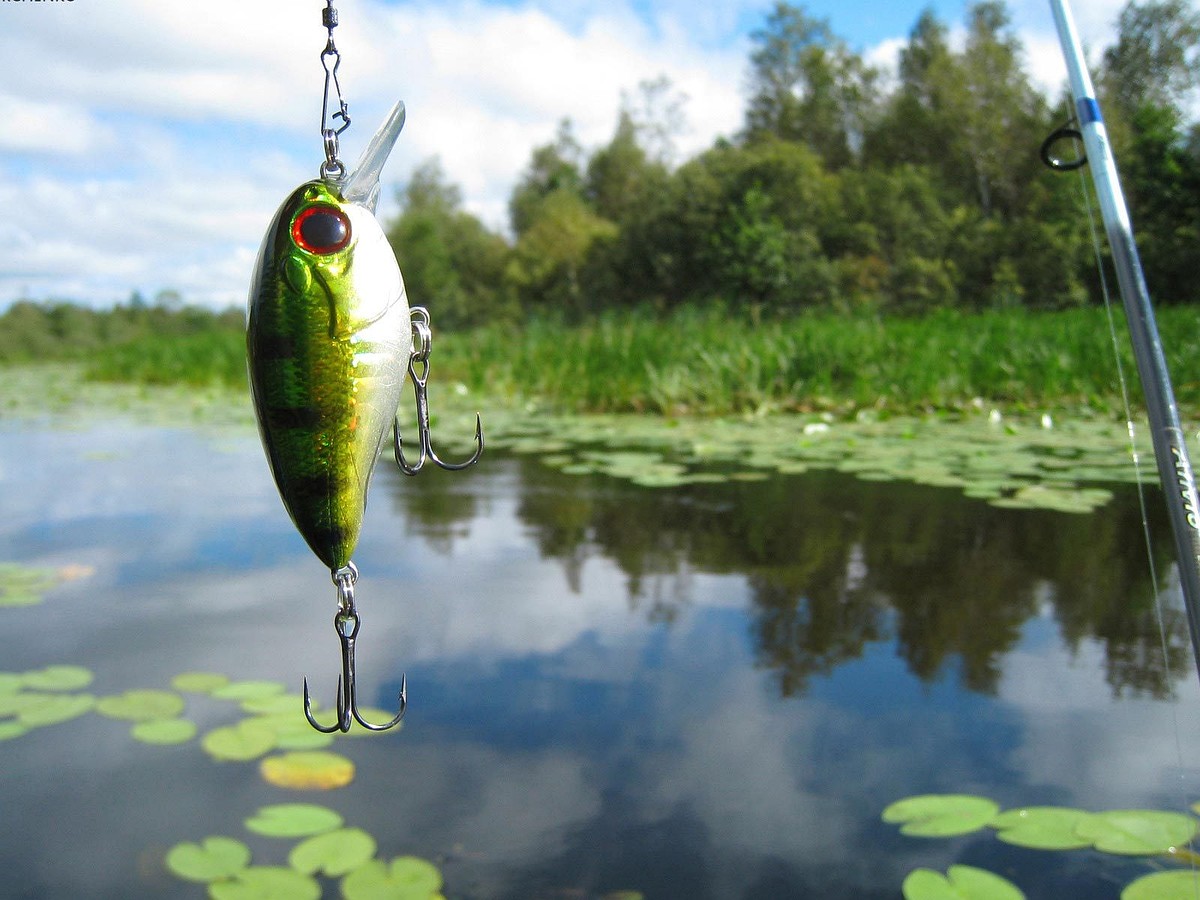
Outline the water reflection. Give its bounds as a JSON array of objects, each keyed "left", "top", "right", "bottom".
[
  {"left": 3, "top": 424, "right": 1198, "bottom": 899},
  {"left": 387, "top": 454, "right": 1189, "bottom": 701}
]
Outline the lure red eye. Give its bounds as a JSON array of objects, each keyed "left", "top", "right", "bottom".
[{"left": 292, "top": 204, "right": 351, "bottom": 254}]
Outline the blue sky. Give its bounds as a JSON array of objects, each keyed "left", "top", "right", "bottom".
[{"left": 0, "top": 0, "right": 1124, "bottom": 310}]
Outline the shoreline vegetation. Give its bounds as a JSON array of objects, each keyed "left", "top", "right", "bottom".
[{"left": 0, "top": 301, "right": 1196, "bottom": 422}]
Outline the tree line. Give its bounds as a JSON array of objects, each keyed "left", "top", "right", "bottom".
[{"left": 388, "top": 0, "right": 1200, "bottom": 328}]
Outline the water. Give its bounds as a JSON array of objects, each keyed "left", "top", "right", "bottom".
[{"left": 2, "top": 421, "right": 1199, "bottom": 899}]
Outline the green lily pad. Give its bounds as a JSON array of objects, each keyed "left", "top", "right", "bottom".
[
  {"left": 289, "top": 827, "right": 377, "bottom": 877},
  {"left": 341, "top": 856, "right": 444, "bottom": 900},
  {"left": 209, "top": 866, "right": 321, "bottom": 900},
  {"left": 202, "top": 720, "right": 279, "bottom": 761},
  {"left": 244, "top": 803, "right": 344, "bottom": 838},
  {"left": 1122, "top": 869, "right": 1200, "bottom": 900},
  {"left": 0, "top": 721, "right": 29, "bottom": 741},
  {"left": 254, "top": 714, "right": 337, "bottom": 751},
  {"left": 990, "top": 806, "right": 1095, "bottom": 850},
  {"left": 130, "top": 718, "right": 197, "bottom": 745},
  {"left": 18, "top": 693, "right": 95, "bottom": 727},
  {"left": 96, "top": 689, "right": 185, "bottom": 722},
  {"left": 883, "top": 794, "right": 1001, "bottom": 837},
  {"left": 211, "top": 680, "right": 286, "bottom": 702},
  {"left": 0, "top": 672, "right": 22, "bottom": 694},
  {"left": 171, "top": 672, "right": 231, "bottom": 694},
  {"left": 21, "top": 665, "right": 94, "bottom": 691},
  {"left": 1075, "top": 810, "right": 1198, "bottom": 855},
  {"left": 240, "top": 693, "right": 306, "bottom": 716},
  {"left": 259, "top": 751, "right": 356, "bottom": 790},
  {"left": 902, "top": 864, "right": 1025, "bottom": 900},
  {"left": 165, "top": 836, "right": 251, "bottom": 882}
]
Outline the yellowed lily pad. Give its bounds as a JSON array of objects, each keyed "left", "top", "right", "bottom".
[
  {"left": 883, "top": 794, "right": 1000, "bottom": 837},
  {"left": 96, "top": 689, "right": 185, "bottom": 722},
  {"left": 244, "top": 803, "right": 343, "bottom": 838},
  {"left": 165, "top": 836, "right": 251, "bottom": 883},
  {"left": 209, "top": 866, "right": 320, "bottom": 900},
  {"left": 341, "top": 856, "right": 444, "bottom": 900},
  {"left": 289, "top": 827, "right": 376, "bottom": 877},
  {"left": 260, "top": 751, "right": 355, "bottom": 790},
  {"left": 902, "top": 864, "right": 1025, "bottom": 900}
]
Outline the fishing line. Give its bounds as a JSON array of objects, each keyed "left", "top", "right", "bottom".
[{"left": 1070, "top": 115, "right": 1196, "bottom": 843}]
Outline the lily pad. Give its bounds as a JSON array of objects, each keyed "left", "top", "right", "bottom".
[
  {"left": 165, "top": 836, "right": 251, "bottom": 882},
  {"left": 131, "top": 718, "right": 197, "bottom": 745},
  {"left": 0, "top": 672, "right": 22, "bottom": 694},
  {"left": 1075, "top": 810, "right": 1198, "bottom": 855},
  {"left": 289, "top": 827, "right": 377, "bottom": 877},
  {"left": 260, "top": 750, "right": 356, "bottom": 790},
  {"left": 1122, "top": 869, "right": 1200, "bottom": 900},
  {"left": 18, "top": 693, "right": 95, "bottom": 727},
  {"left": 902, "top": 864, "right": 1025, "bottom": 900},
  {"left": 171, "top": 672, "right": 231, "bottom": 694},
  {"left": 990, "top": 806, "right": 1095, "bottom": 850},
  {"left": 96, "top": 689, "right": 185, "bottom": 722},
  {"left": 883, "top": 794, "right": 1001, "bottom": 837},
  {"left": 0, "top": 721, "right": 29, "bottom": 741},
  {"left": 208, "top": 866, "right": 321, "bottom": 900},
  {"left": 341, "top": 856, "right": 444, "bottom": 900},
  {"left": 211, "top": 680, "right": 286, "bottom": 702},
  {"left": 244, "top": 803, "right": 344, "bottom": 838},
  {"left": 21, "top": 665, "right": 94, "bottom": 691},
  {"left": 202, "top": 720, "right": 279, "bottom": 761}
]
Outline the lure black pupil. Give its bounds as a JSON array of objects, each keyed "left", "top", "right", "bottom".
[{"left": 299, "top": 210, "right": 348, "bottom": 252}]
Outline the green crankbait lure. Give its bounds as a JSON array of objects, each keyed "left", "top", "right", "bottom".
[{"left": 247, "top": 4, "right": 481, "bottom": 733}]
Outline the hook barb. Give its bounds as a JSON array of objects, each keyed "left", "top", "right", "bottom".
[{"left": 302, "top": 564, "right": 406, "bottom": 733}]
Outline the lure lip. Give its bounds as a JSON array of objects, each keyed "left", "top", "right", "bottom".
[{"left": 337, "top": 100, "right": 406, "bottom": 213}]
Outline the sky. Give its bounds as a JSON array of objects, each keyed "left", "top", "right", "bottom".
[{"left": 0, "top": 0, "right": 1128, "bottom": 311}]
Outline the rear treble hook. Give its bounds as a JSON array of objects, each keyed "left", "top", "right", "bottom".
[
  {"left": 303, "top": 562, "right": 406, "bottom": 733},
  {"left": 394, "top": 306, "right": 484, "bottom": 475}
]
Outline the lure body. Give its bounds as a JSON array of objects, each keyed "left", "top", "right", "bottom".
[{"left": 247, "top": 178, "right": 410, "bottom": 571}]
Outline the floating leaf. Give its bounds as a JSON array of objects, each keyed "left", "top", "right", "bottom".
[
  {"left": 0, "top": 721, "right": 28, "bottom": 741},
  {"left": 240, "top": 693, "right": 306, "bottom": 716},
  {"left": 131, "top": 718, "right": 197, "bottom": 745},
  {"left": 1075, "top": 810, "right": 1198, "bottom": 855},
  {"left": 96, "top": 689, "right": 185, "bottom": 722},
  {"left": 1122, "top": 869, "right": 1200, "bottom": 900},
  {"left": 289, "top": 827, "right": 377, "bottom": 877},
  {"left": 172, "top": 672, "right": 230, "bottom": 694},
  {"left": 164, "top": 836, "right": 251, "bottom": 883},
  {"left": 18, "top": 693, "right": 95, "bottom": 727},
  {"left": 260, "top": 751, "right": 355, "bottom": 790},
  {"left": 255, "top": 714, "right": 337, "bottom": 751},
  {"left": 341, "top": 856, "right": 444, "bottom": 900},
  {"left": 0, "top": 673, "right": 22, "bottom": 693},
  {"left": 211, "top": 680, "right": 286, "bottom": 702},
  {"left": 883, "top": 794, "right": 1000, "bottom": 837},
  {"left": 990, "top": 806, "right": 1095, "bottom": 850},
  {"left": 202, "top": 720, "right": 278, "bottom": 761},
  {"left": 208, "top": 866, "right": 321, "bottom": 900},
  {"left": 902, "top": 864, "right": 1025, "bottom": 900},
  {"left": 244, "top": 803, "right": 343, "bottom": 838},
  {"left": 21, "top": 665, "right": 93, "bottom": 691}
]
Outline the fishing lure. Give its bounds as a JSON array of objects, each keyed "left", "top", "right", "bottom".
[{"left": 246, "top": 2, "right": 481, "bottom": 733}]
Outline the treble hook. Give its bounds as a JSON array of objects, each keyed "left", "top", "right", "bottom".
[
  {"left": 303, "top": 563, "right": 406, "bottom": 733},
  {"left": 394, "top": 306, "right": 484, "bottom": 475}
]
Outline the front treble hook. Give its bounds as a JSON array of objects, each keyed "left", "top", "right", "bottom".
[
  {"left": 303, "top": 563, "right": 406, "bottom": 733},
  {"left": 394, "top": 307, "right": 484, "bottom": 475}
]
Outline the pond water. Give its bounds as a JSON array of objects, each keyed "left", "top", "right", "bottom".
[{"left": 2, "top": 420, "right": 1200, "bottom": 899}]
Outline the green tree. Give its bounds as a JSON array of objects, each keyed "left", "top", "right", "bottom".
[
  {"left": 1104, "top": 0, "right": 1200, "bottom": 121},
  {"left": 509, "top": 120, "right": 585, "bottom": 237},
  {"left": 387, "top": 158, "right": 514, "bottom": 329},
  {"left": 743, "top": 2, "right": 875, "bottom": 168}
]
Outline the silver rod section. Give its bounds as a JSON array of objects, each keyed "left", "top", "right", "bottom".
[{"left": 1050, "top": 0, "right": 1200, "bottom": 680}]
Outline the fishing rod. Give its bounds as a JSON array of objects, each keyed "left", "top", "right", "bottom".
[{"left": 1047, "top": 0, "right": 1200, "bottom": 683}]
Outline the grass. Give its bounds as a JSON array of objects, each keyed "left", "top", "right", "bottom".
[{"left": 66, "top": 303, "right": 1200, "bottom": 419}]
